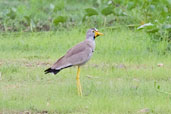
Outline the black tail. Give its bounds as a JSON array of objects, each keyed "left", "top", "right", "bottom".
[
  {"left": 44, "top": 65, "right": 72, "bottom": 75},
  {"left": 44, "top": 68, "right": 61, "bottom": 75}
]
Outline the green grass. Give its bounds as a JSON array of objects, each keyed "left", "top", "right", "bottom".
[{"left": 0, "top": 28, "right": 171, "bottom": 113}]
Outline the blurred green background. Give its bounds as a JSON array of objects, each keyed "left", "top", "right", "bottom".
[
  {"left": 0, "top": 1, "right": 170, "bottom": 29},
  {"left": 0, "top": 0, "right": 170, "bottom": 42}
]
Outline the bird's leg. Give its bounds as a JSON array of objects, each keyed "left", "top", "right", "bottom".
[{"left": 76, "top": 66, "right": 82, "bottom": 96}]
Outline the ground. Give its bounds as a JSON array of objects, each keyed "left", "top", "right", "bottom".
[{"left": 0, "top": 29, "right": 171, "bottom": 114}]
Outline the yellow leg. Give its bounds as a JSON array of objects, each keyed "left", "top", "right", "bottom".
[{"left": 76, "top": 66, "right": 82, "bottom": 96}]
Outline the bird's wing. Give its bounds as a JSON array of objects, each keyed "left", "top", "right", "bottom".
[
  {"left": 66, "top": 44, "right": 93, "bottom": 65},
  {"left": 65, "top": 41, "right": 86, "bottom": 58},
  {"left": 51, "top": 41, "right": 93, "bottom": 69}
]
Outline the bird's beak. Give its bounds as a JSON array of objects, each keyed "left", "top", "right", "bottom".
[{"left": 95, "top": 31, "right": 104, "bottom": 38}]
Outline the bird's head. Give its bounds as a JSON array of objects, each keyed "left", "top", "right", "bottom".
[{"left": 86, "top": 28, "right": 103, "bottom": 40}]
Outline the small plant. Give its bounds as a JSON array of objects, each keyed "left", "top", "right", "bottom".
[
  {"left": 82, "top": 8, "right": 98, "bottom": 22},
  {"left": 53, "top": 16, "right": 67, "bottom": 26},
  {"left": 24, "top": 16, "right": 35, "bottom": 32},
  {"left": 137, "top": 22, "right": 171, "bottom": 42},
  {"left": 101, "top": 6, "right": 114, "bottom": 16},
  {"left": 154, "top": 81, "right": 171, "bottom": 95}
]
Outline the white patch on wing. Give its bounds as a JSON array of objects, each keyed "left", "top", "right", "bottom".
[{"left": 55, "top": 64, "right": 72, "bottom": 70}]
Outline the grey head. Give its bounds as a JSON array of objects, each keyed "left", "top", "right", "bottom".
[{"left": 86, "top": 28, "right": 103, "bottom": 40}]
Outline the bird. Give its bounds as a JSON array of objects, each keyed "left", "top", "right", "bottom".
[{"left": 44, "top": 28, "right": 103, "bottom": 96}]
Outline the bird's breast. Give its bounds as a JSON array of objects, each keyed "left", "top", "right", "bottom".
[{"left": 86, "top": 40, "right": 95, "bottom": 51}]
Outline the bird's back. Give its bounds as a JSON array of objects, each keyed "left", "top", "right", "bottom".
[{"left": 51, "top": 39, "right": 95, "bottom": 70}]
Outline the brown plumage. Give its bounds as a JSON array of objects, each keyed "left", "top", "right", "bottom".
[
  {"left": 44, "top": 28, "right": 103, "bottom": 96},
  {"left": 45, "top": 40, "right": 94, "bottom": 74}
]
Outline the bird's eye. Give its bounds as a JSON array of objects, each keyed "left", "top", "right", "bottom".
[{"left": 92, "top": 30, "right": 95, "bottom": 33}]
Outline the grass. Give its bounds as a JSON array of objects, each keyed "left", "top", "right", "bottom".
[
  {"left": 0, "top": 28, "right": 171, "bottom": 113},
  {"left": 0, "top": 0, "right": 170, "bottom": 113}
]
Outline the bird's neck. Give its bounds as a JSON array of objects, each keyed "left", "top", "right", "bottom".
[{"left": 86, "top": 36, "right": 95, "bottom": 41}]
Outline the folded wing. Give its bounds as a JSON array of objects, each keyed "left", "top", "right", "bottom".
[{"left": 44, "top": 41, "right": 93, "bottom": 74}]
